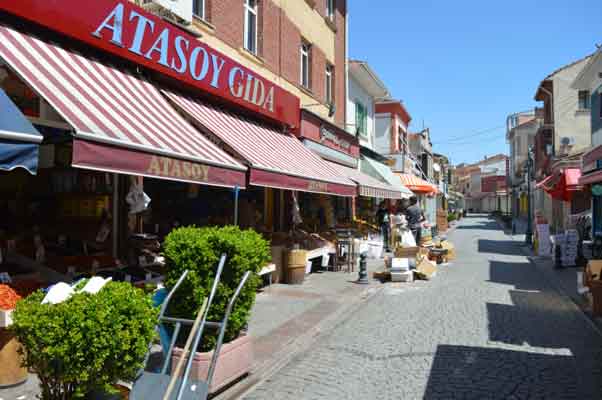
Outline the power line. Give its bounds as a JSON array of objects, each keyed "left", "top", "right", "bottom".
[
  {"left": 438, "top": 135, "right": 507, "bottom": 146},
  {"left": 433, "top": 125, "right": 506, "bottom": 144}
]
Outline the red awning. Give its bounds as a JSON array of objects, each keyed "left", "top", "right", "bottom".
[
  {"left": 580, "top": 170, "right": 602, "bottom": 186},
  {"left": 162, "top": 90, "right": 357, "bottom": 196},
  {"left": 537, "top": 168, "right": 582, "bottom": 202},
  {"left": 396, "top": 173, "right": 438, "bottom": 194},
  {"left": 325, "top": 161, "right": 408, "bottom": 199},
  {"left": 0, "top": 25, "right": 247, "bottom": 188}
]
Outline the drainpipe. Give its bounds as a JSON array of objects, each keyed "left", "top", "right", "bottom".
[{"left": 344, "top": 1, "right": 349, "bottom": 133}]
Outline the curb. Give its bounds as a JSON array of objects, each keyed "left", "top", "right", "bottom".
[
  {"left": 496, "top": 218, "right": 602, "bottom": 339},
  {"left": 213, "top": 284, "right": 384, "bottom": 400}
]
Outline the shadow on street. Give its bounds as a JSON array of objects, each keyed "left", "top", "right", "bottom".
[
  {"left": 478, "top": 239, "right": 525, "bottom": 256},
  {"left": 423, "top": 344, "right": 578, "bottom": 399}
]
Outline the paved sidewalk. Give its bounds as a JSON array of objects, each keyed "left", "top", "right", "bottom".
[
  {"left": 0, "top": 260, "right": 386, "bottom": 400},
  {"left": 500, "top": 220, "right": 590, "bottom": 313},
  {"left": 242, "top": 215, "right": 602, "bottom": 400},
  {"left": 501, "top": 217, "right": 602, "bottom": 329},
  {"left": 216, "top": 260, "right": 385, "bottom": 399}
]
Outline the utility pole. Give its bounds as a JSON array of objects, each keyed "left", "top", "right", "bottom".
[{"left": 525, "top": 146, "right": 534, "bottom": 246}]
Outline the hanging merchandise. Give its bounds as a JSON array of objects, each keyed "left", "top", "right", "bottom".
[
  {"left": 292, "top": 191, "right": 303, "bottom": 226},
  {"left": 126, "top": 181, "right": 151, "bottom": 214}
]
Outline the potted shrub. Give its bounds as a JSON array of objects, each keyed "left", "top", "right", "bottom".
[
  {"left": 163, "top": 225, "right": 269, "bottom": 392},
  {"left": 10, "top": 282, "right": 157, "bottom": 400}
]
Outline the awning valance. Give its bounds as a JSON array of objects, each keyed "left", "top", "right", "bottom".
[
  {"left": 162, "top": 90, "right": 357, "bottom": 197},
  {"left": 537, "top": 168, "right": 582, "bottom": 202},
  {"left": 0, "top": 87, "right": 42, "bottom": 174},
  {"left": 396, "top": 173, "right": 438, "bottom": 194},
  {"left": 0, "top": 24, "right": 246, "bottom": 188},
  {"left": 360, "top": 156, "right": 413, "bottom": 198},
  {"left": 324, "top": 161, "right": 406, "bottom": 199}
]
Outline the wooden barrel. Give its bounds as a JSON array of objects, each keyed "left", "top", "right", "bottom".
[
  {"left": 0, "top": 328, "right": 27, "bottom": 387},
  {"left": 285, "top": 249, "right": 307, "bottom": 285}
]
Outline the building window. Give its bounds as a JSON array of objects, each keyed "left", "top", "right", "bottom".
[
  {"left": 355, "top": 101, "right": 367, "bottom": 137},
  {"left": 244, "top": 0, "right": 258, "bottom": 54},
  {"left": 193, "top": 0, "right": 205, "bottom": 20},
  {"left": 578, "top": 90, "right": 591, "bottom": 110},
  {"left": 300, "top": 41, "right": 311, "bottom": 89},
  {"left": 325, "top": 64, "right": 333, "bottom": 104},
  {"left": 326, "top": 0, "right": 335, "bottom": 20}
]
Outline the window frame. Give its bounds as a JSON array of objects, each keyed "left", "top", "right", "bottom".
[
  {"left": 300, "top": 41, "right": 311, "bottom": 89},
  {"left": 326, "top": 0, "right": 335, "bottom": 20},
  {"left": 325, "top": 64, "right": 333, "bottom": 104},
  {"left": 578, "top": 90, "right": 591, "bottom": 110},
  {"left": 193, "top": 0, "right": 205, "bottom": 20},
  {"left": 244, "top": 0, "right": 258, "bottom": 55},
  {"left": 355, "top": 101, "right": 368, "bottom": 137}
]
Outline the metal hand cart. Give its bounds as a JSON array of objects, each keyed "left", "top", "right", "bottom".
[{"left": 129, "top": 254, "right": 251, "bottom": 400}]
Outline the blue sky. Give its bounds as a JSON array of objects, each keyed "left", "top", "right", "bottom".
[{"left": 348, "top": 0, "right": 602, "bottom": 165}]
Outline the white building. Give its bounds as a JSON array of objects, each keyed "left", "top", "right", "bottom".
[{"left": 347, "top": 60, "right": 389, "bottom": 149}]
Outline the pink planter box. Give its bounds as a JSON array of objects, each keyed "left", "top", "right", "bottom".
[{"left": 171, "top": 334, "right": 253, "bottom": 393}]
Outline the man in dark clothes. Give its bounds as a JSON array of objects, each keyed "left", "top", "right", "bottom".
[
  {"left": 376, "top": 201, "right": 390, "bottom": 251},
  {"left": 405, "top": 196, "right": 425, "bottom": 244}
]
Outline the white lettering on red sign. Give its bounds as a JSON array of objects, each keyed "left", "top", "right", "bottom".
[{"left": 92, "top": 3, "right": 274, "bottom": 113}]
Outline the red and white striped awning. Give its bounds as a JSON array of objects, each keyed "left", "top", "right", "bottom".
[
  {"left": 325, "top": 161, "right": 406, "bottom": 199},
  {"left": 0, "top": 25, "right": 246, "bottom": 188},
  {"left": 163, "top": 90, "right": 357, "bottom": 196}
]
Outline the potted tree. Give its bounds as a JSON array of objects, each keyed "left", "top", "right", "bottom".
[
  {"left": 163, "top": 225, "right": 269, "bottom": 393},
  {"left": 10, "top": 281, "right": 157, "bottom": 400}
]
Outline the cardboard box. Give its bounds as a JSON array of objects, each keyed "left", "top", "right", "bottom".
[
  {"left": 395, "top": 246, "right": 419, "bottom": 258},
  {"left": 391, "top": 270, "right": 413, "bottom": 283},
  {"left": 391, "top": 258, "right": 410, "bottom": 271},
  {"left": 586, "top": 260, "right": 602, "bottom": 286},
  {"left": 416, "top": 258, "right": 437, "bottom": 280}
]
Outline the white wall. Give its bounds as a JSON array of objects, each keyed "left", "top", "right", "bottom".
[
  {"left": 553, "top": 59, "right": 592, "bottom": 155},
  {"left": 374, "top": 113, "right": 390, "bottom": 154},
  {"left": 347, "top": 75, "right": 375, "bottom": 149}
]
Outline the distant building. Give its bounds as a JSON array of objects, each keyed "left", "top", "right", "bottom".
[
  {"left": 533, "top": 54, "right": 592, "bottom": 232},
  {"left": 452, "top": 154, "right": 509, "bottom": 213}
]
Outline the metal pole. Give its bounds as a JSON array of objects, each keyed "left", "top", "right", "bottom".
[
  {"left": 356, "top": 252, "right": 369, "bottom": 284},
  {"left": 525, "top": 147, "right": 533, "bottom": 245},
  {"left": 233, "top": 186, "right": 240, "bottom": 226},
  {"left": 112, "top": 174, "right": 119, "bottom": 258}
]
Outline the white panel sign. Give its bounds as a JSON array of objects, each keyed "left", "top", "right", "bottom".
[{"left": 153, "top": 0, "right": 193, "bottom": 23}]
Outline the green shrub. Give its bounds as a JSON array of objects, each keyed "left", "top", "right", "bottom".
[
  {"left": 447, "top": 213, "right": 457, "bottom": 222},
  {"left": 10, "top": 282, "right": 157, "bottom": 400},
  {"left": 163, "top": 225, "right": 269, "bottom": 352}
]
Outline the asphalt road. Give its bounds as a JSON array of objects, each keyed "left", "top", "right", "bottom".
[{"left": 243, "top": 215, "right": 602, "bottom": 400}]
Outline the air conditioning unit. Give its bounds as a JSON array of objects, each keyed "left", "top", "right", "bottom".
[
  {"left": 560, "top": 136, "right": 575, "bottom": 146},
  {"left": 141, "top": 0, "right": 193, "bottom": 24}
]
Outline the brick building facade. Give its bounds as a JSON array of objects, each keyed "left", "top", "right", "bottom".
[{"left": 188, "top": 0, "right": 347, "bottom": 127}]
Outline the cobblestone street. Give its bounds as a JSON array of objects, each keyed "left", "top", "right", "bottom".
[{"left": 243, "top": 216, "right": 602, "bottom": 400}]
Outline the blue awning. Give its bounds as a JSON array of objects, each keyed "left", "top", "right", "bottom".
[{"left": 0, "top": 88, "right": 42, "bottom": 174}]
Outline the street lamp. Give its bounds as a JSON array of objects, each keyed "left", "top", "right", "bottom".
[{"left": 525, "top": 146, "right": 534, "bottom": 246}]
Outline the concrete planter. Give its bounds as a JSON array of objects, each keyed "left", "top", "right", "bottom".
[{"left": 172, "top": 334, "right": 253, "bottom": 393}]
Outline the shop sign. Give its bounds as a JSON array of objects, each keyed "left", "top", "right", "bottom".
[
  {"left": 320, "top": 126, "right": 351, "bottom": 150},
  {"left": 146, "top": 156, "right": 209, "bottom": 182},
  {"left": 308, "top": 180, "right": 329, "bottom": 193},
  {"left": 0, "top": 0, "right": 300, "bottom": 127}
]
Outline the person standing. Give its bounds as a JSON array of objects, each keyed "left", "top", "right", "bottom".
[
  {"left": 376, "top": 201, "right": 391, "bottom": 252},
  {"left": 405, "top": 196, "right": 425, "bottom": 245}
]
